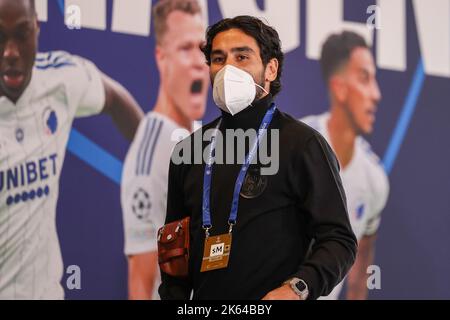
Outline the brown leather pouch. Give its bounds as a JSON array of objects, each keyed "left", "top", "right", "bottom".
[{"left": 157, "top": 216, "right": 190, "bottom": 278}]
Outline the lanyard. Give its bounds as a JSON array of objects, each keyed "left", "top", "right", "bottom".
[{"left": 202, "top": 104, "right": 277, "bottom": 236}]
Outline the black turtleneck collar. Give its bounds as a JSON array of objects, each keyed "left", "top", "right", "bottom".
[{"left": 221, "top": 94, "right": 274, "bottom": 130}]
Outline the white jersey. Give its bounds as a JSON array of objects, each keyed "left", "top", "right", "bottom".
[
  {"left": 301, "top": 113, "right": 389, "bottom": 300},
  {"left": 121, "top": 112, "right": 191, "bottom": 300},
  {"left": 0, "top": 51, "right": 105, "bottom": 299}
]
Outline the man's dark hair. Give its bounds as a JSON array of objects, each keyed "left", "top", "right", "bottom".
[
  {"left": 202, "top": 15, "right": 284, "bottom": 97},
  {"left": 320, "top": 30, "right": 369, "bottom": 83}
]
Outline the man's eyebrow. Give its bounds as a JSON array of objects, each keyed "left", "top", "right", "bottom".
[
  {"left": 211, "top": 49, "right": 225, "bottom": 56},
  {"left": 231, "top": 46, "right": 255, "bottom": 54},
  {"left": 16, "top": 21, "right": 32, "bottom": 28},
  {"left": 13, "top": 23, "right": 32, "bottom": 32},
  {"left": 211, "top": 46, "right": 256, "bottom": 55},
  {"left": 0, "top": 20, "right": 32, "bottom": 31}
]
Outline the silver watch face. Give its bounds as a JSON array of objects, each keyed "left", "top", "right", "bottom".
[
  {"left": 295, "top": 280, "right": 307, "bottom": 292},
  {"left": 291, "top": 278, "right": 308, "bottom": 299}
]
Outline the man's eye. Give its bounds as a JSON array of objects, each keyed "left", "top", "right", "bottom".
[
  {"left": 212, "top": 57, "right": 224, "bottom": 63},
  {"left": 360, "top": 76, "right": 369, "bottom": 84},
  {"left": 181, "top": 44, "right": 193, "bottom": 51},
  {"left": 237, "top": 55, "right": 248, "bottom": 61},
  {"left": 16, "top": 31, "right": 30, "bottom": 41}
]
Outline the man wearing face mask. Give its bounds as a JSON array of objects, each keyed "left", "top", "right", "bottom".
[{"left": 159, "top": 16, "right": 357, "bottom": 300}]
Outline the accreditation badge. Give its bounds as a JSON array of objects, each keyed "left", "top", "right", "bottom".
[{"left": 200, "top": 233, "right": 232, "bottom": 272}]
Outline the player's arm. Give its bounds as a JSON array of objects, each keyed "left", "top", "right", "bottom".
[
  {"left": 347, "top": 162, "right": 389, "bottom": 300},
  {"left": 101, "top": 72, "right": 144, "bottom": 141},
  {"left": 68, "top": 53, "right": 143, "bottom": 136},
  {"left": 128, "top": 252, "right": 158, "bottom": 300},
  {"left": 346, "top": 233, "right": 377, "bottom": 300}
]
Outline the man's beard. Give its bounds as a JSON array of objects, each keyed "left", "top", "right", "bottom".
[{"left": 254, "top": 68, "right": 267, "bottom": 101}]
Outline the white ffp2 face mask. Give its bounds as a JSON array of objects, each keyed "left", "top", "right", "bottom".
[{"left": 212, "top": 65, "right": 268, "bottom": 116}]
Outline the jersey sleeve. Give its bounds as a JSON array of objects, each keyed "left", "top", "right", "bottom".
[
  {"left": 121, "top": 117, "right": 166, "bottom": 255},
  {"left": 73, "top": 56, "right": 105, "bottom": 117},
  {"left": 52, "top": 52, "right": 105, "bottom": 118},
  {"left": 364, "top": 169, "right": 390, "bottom": 236}
]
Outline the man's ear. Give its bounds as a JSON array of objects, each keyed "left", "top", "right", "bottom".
[
  {"left": 155, "top": 46, "right": 165, "bottom": 73},
  {"left": 265, "top": 58, "right": 278, "bottom": 82},
  {"left": 329, "top": 75, "right": 348, "bottom": 104}
]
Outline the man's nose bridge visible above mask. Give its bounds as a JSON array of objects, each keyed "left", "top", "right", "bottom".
[{"left": 224, "top": 55, "right": 236, "bottom": 67}]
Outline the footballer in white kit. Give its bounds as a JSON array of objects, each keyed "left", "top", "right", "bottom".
[
  {"left": 121, "top": 0, "right": 208, "bottom": 300},
  {"left": 0, "top": 0, "right": 143, "bottom": 299},
  {"left": 300, "top": 30, "right": 390, "bottom": 300},
  {"left": 121, "top": 112, "right": 192, "bottom": 300},
  {"left": 302, "top": 113, "right": 389, "bottom": 299},
  {"left": 0, "top": 51, "right": 106, "bottom": 299}
]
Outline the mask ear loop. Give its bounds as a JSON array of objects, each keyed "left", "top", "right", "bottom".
[
  {"left": 255, "top": 83, "right": 269, "bottom": 95},
  {"left": 249, "top": 83, "right": 270, "bottom": 108}
]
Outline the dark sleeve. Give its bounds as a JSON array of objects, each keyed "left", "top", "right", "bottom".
[
  {"left": 293, "top": 133, "right": 357, "bottom": 300},
  {"left": 158, "top": 155, "right": 192, "bottom": 300}
]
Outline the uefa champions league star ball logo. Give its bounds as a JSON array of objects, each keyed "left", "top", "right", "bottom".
[
  {"left": 132, "top": 188, "right": 152, "bottom": 221},
  {"left": 42, "top": 107, "right": 58, "bottom": 136}
]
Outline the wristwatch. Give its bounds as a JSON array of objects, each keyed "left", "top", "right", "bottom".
[{"left": 285, "top": 278, "right": 309, "bottom": 300}]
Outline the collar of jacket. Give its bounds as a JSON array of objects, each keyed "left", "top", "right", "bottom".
[{"left": 220, "top": 93, "right": 274, "bottom": 131}]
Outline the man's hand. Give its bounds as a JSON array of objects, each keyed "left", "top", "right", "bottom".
[{"left": 262, "top": 284, "right": 301, "bottom": 300}]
